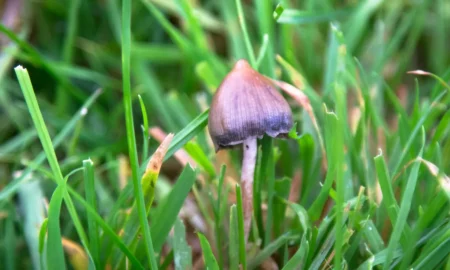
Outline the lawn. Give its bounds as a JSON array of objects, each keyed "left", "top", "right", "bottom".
[{"left": 1, "top": 0, "right": 450, "bottom": 269}]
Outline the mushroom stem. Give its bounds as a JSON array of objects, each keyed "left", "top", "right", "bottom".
[{"left": 241, "top": 137, "right": 257, "bottom": 241}]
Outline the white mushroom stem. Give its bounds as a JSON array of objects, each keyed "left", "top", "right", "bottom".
[{"left": 241, "top": 137, "right": 257, "bottom": 242}]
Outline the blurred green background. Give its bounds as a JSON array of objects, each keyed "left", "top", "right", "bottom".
[{"left": 1, "top": 0, "right": 450, "bottom": 269}]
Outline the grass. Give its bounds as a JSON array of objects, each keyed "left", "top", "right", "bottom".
[{"left": 1, "top": 0, "right": 450, "bottom": 269}]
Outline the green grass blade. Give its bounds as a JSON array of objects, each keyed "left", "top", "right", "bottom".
[
  {"left": 333, "top": 80, "right": 347, "bottom": 269},
  {"left": 151, "top": 165, "right": 196, "bottom": 252},
  {"left": 282, "top": 234, "right": 309, "bottom": 270},
  {"left": 138, "top": 95, "right": 149, "bottom": 163},
  {"left": 198, "top": 233, "right": 220, "bottom": 270},
  {"left": 229, "top": 204, "right": 240, "bottom": 270},
  {"left": 184, "top": 141, "right": 216, "bottom": 177},
  {"left": 83, "top": 159, "right": 100, "bottom": 268},
  {"left": 383, "top": 128, "right": 426, "bottom": 268},
  {"left": 146, "top": 109, "right": 208, "bottom": 168},
  {"left": 390, "top": 91, "right": 446, "bottom": 175},
  {"left": 358, "top": 248, "right": 403, "bottom": 269},
  {"left": 121, "top": 0, "right": 157, "bottom": 267},
  {"left": 248, "top": 232, "right": 293, "bottom": 269},
  {"left": 374, "top": 153, "right": 401, "bottom": 227},
  {"left": 277, "top": 8, "right": 350, "bottom": 24},
  {"left": 235, "top": 184, "right": 247, "bottom": 270},
  {"left": 234, "top": 0, "right": 256, "bottom": 68},
  {"left": 14, "top": 66, "right": 65, "bottom": 184},
  {"left": 46, "top": 185, "right": 66, "bottom": 269},
  {"left": 262, "top": 136, "right": 276, "bottom": 245},
  {"left": 309, "top": 228, "right": 336, "bottom": 270},
  {"left": 214, "top": 165, "right": 226, "bottom": 267}
]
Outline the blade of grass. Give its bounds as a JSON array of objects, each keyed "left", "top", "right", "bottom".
[
  {"left": 248, "top": 232, "right": 293, "bottom": 269},
  {"left": 121, "top": 0, "right": 157, "bottom": 267},
  {"left": 374, "top": 151, "right": 412, "bottom": 239},
  {"left": 138, "top": 95, "right": 149, "bottom": 163},
  {"left": 344, "top": 0, "right": 383, "bottom": 52},
  {"left": 14, "top": 66, "right": 65, "bottom": 184},
  {"left": 235, "top": 0, "right": 256, "bottom": 68},
  {"left": 140, "top": 109, "right": 209, "bottom": 173},
  {"left": 229, "top": 204, "right": 239, "bottom": 270},
  {"left": 282, "top": 234, "right": 309, "bottom": 270},
  {"left": 357, "top": 248, "right": 403, "bottom": 269},
  {"left": 255, "top": 34, "right": 269, "bottom": 70},
  {"left": 176, "top": 0, "right": 209, "bottom": 51},
  {"left": 46, "top": 185, "right": 66, "bottom": 269},
  {"left": 214, "top": 165, "right": 226, "bottom": 267},
  {"left": 333, "top": 75, "right": 346, "bottom": 269},
  {"left": 151, "top": 165, "right": 196, "bottom": 252},
  {"left": 390, "top": 91, "right": 446, "bottom": 175},
  {"left": 255, "top": 0, "right": 274, "bottom": 76},
  {"left": 277, "top": 8, "right": 350, "bottom": 24},
  {"left": 383, "top": 128, "right": 425, "bottom": 268},
  {"left": 309, "top": 228, "right": 336, "bottom": 270},
  {"left": 236, "top": 184, "right": 247, "bottom": 270},
  {"left": 308, "top": 106, "right": 338, "bottom": 221},
  {"left": 262, "top": 136, "right": 276, "bottom": 246},
  {"left": 198, "top": 233, "right": 220, "bottom": 270},
  {"left": 184, "top": 141, "right": 216, "bottom": 177},
  {"left": 2, "top": 203, "right": 17, "bottom": 270},
  {"left": 83, "top": 159, "right": 100, "bottom": 268}
]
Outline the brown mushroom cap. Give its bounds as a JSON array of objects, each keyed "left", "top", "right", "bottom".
[{"left": 208, "top": 59, "right": 293, "bottom": 151}]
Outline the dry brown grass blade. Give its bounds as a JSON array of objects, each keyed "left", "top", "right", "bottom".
[
  {"left": 118, "top": 155, "right": 130, "bottom": 190},
  {"left": 149, "top": 127, "right": 197, "bottom": 168},
  {"left": 417, "top": 158, "right": 450, "bottom": 197},
  {"left": 62, "top": 237, "right": 89, "bottom": 270},
  {"left": 145, "top": 132, "right": 174, "bottom": 174}
]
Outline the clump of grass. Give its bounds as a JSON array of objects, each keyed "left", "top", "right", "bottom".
[{"left": 1, "top": 0, "right": 450, "bottom": 269}]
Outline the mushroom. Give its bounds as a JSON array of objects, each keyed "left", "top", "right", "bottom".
[{"left": 208, "top": 59, "right": 293, "bottom": 241}]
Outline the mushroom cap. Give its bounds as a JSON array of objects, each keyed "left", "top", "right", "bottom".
[{"left": 208, "top": 59, "right": 293, "bottom": 151}]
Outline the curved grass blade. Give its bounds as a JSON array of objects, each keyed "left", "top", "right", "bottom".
[
  {"left": 46, "top": 185, "right": 66, "bottom": 269},
  {"left": 198, "top": 233, "right": 219, "bottom": 270},
  {"left": 282, "top": 234, "right": 309, "bottom": 270}
]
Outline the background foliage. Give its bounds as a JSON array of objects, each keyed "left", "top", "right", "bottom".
[{"left": 1, "top": 0, "right": 450, "bottom": 269}]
